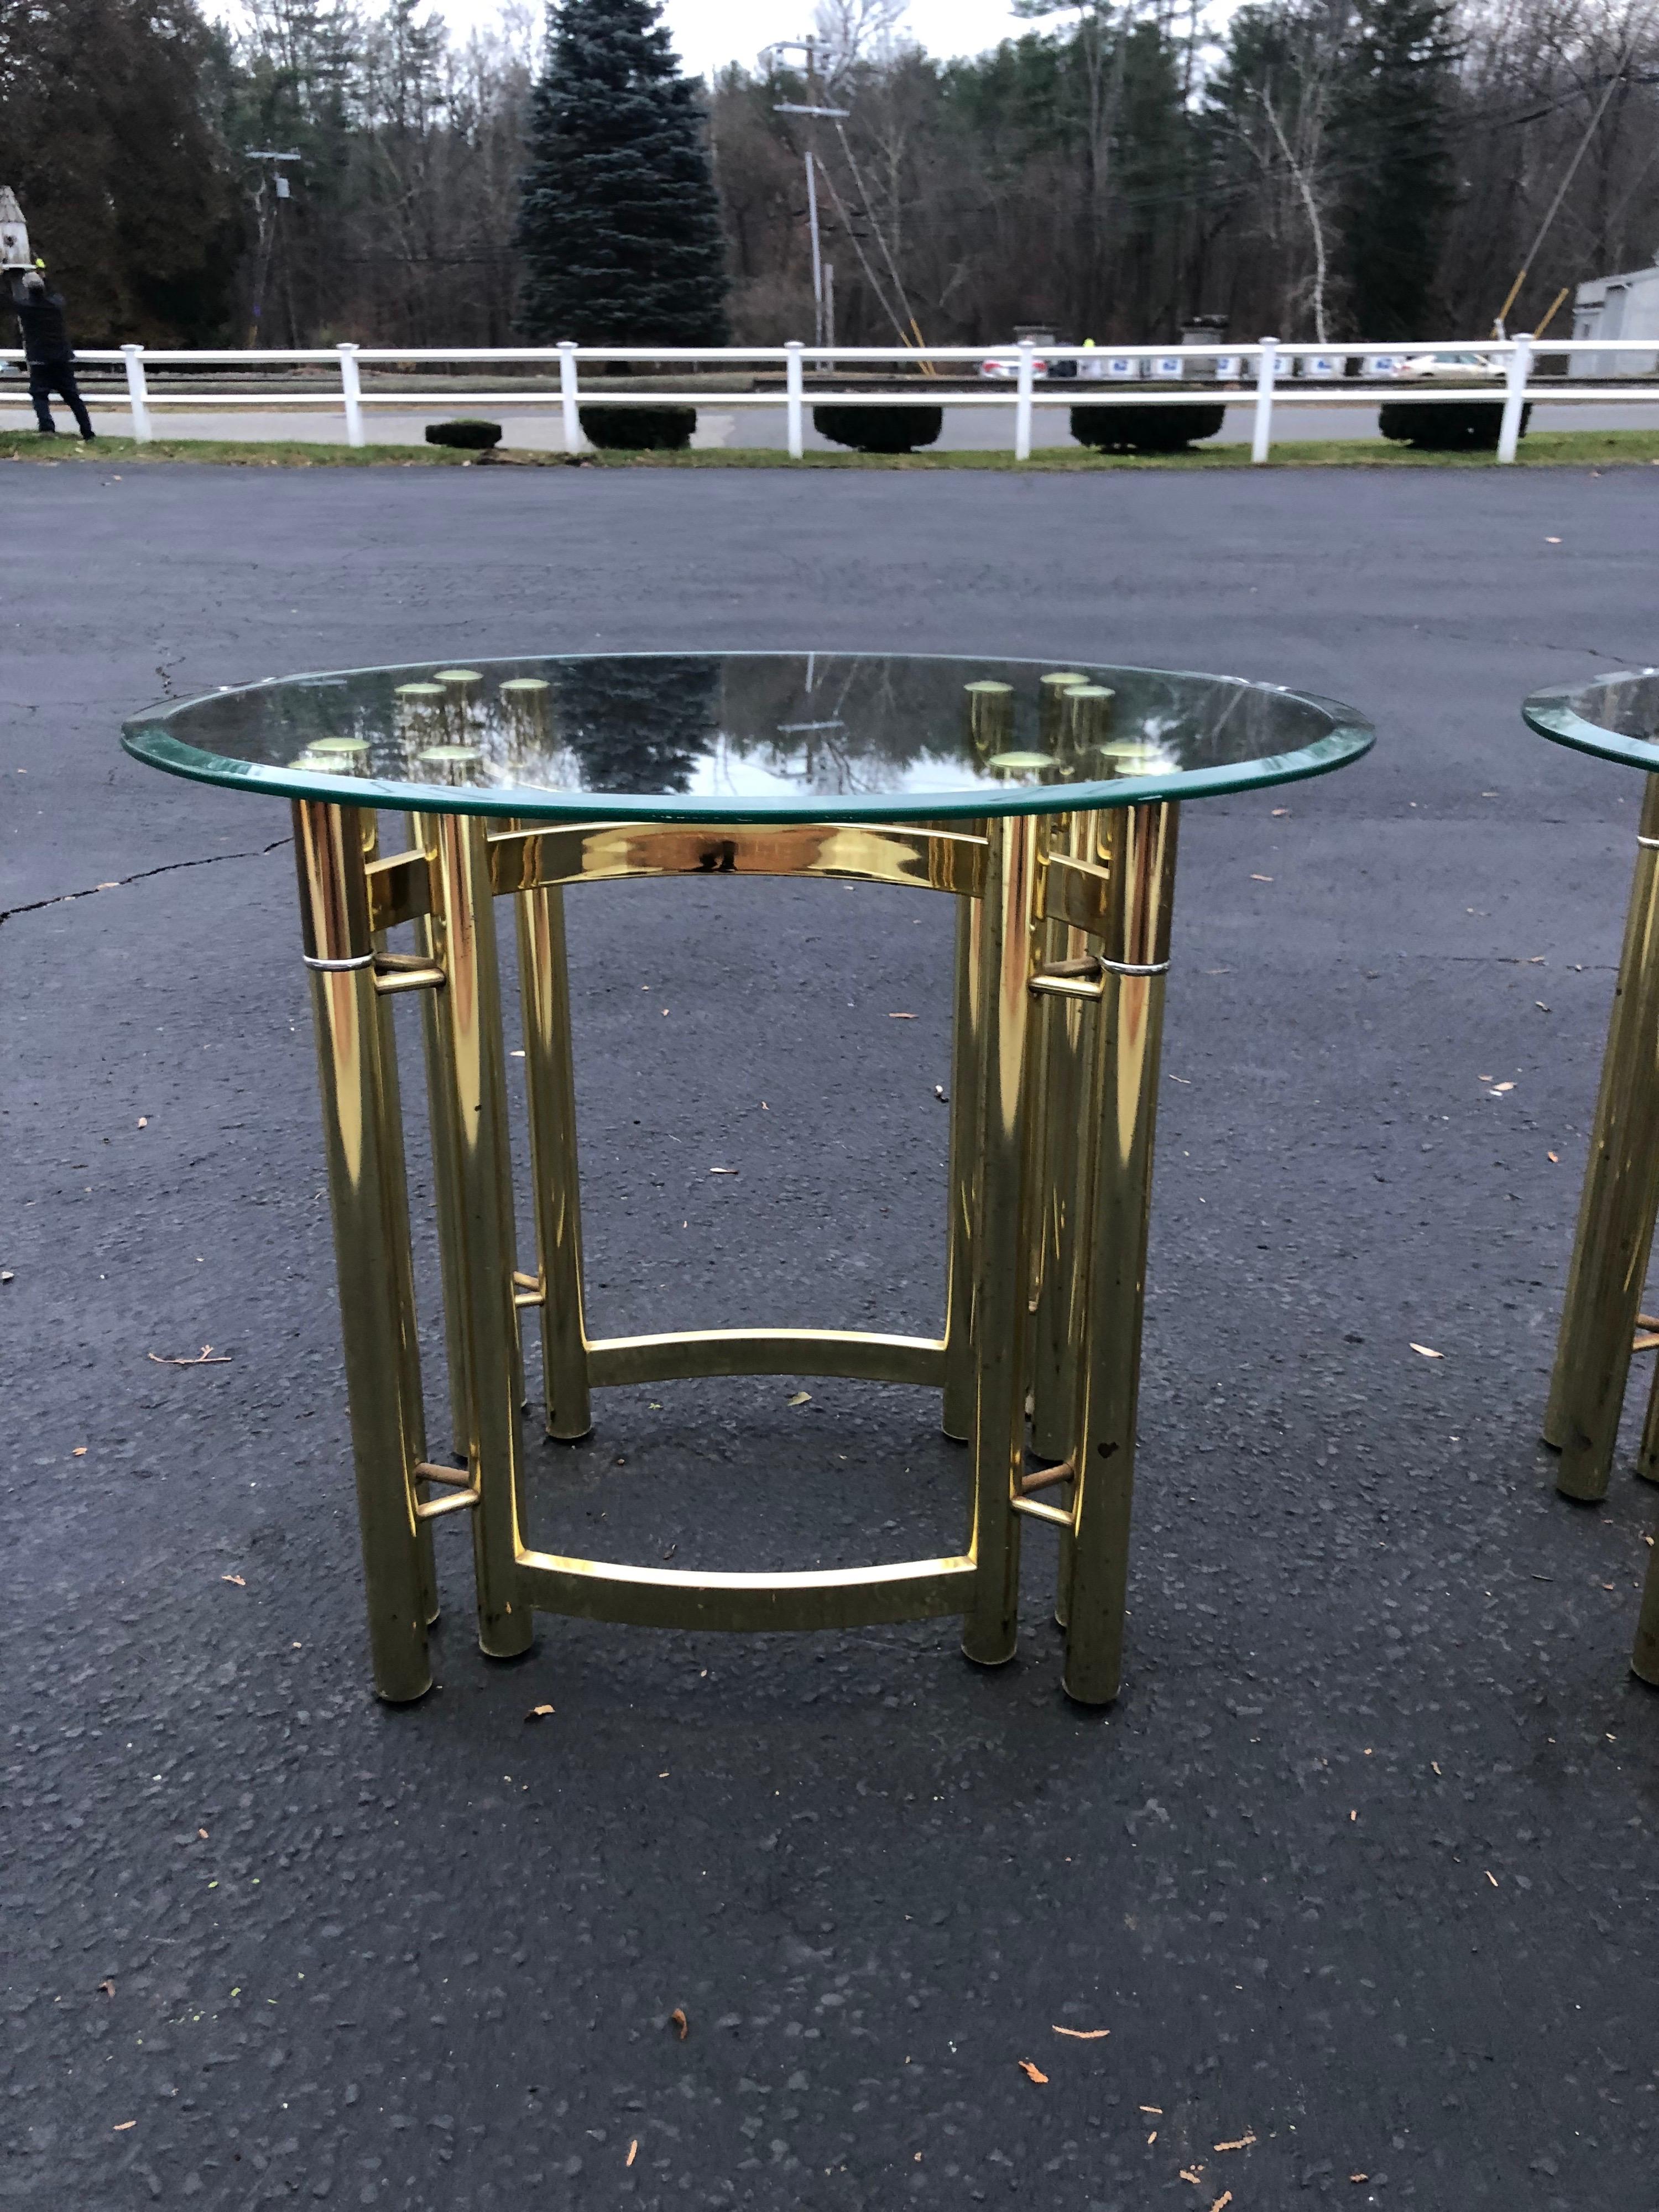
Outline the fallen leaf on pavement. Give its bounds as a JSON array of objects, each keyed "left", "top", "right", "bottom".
[
  {"left": 786, "top": 1391, "right": 811, "bottom": 1407},
  {"left": 524, "top": 1704, "right": 554, "bottom": 1721},
  {"left": 1250, "top": 874, "right": 1273, "bottom": 882},
  {"left": 1350, "top": 2176, "right": 1369, "bottom": 2185},
  {"left": 888, "top": 1011, "right": 916, "bottom": 1019},
  {"left": 1052, "top": 2026, "right": 1109, "bottom": 2039},
  {"left": 1018, "top": 2060, "right": 1048, "bottom": 2083},
  {"left": 670, "top": 2007, "right": 688, "bottom": 2040},
  {"left": 708, "top": 1168, "right": 738, "bottom": 1176},
  {"left": 97, "top": 1980, "right": 115, "bottom": 1997},
  {"left": 1410, "top": 1343, "right": 1443, "bottom": 1359},
  {"left": 71, "top": 1446, "right": 87, "bottom": 1457},
  {"left": 1488, "top": 1081, "right": 1515, "bottom": 1093},
  {"left": 113, "top": 2121, "right": 135, "bottom": 2132},
  {"left": 1548, "top": 1151, "right": 1559, "bottom": 1162},
  {"left": 221, "top": 1574, "right": 246, "bottom": 1588}
]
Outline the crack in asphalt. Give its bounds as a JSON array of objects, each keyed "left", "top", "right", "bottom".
[{"left": 0, "top": 837, "right": 293, "bottom": 930}]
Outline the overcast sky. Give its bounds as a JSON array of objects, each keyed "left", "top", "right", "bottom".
[
  {"left": 420, "top": 0, "right": 1035, "bottom": 72},
  {"left": 658, "top": 1, "right": 1031, "bottom": 78}
]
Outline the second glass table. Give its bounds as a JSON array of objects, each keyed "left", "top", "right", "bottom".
[{"left": 124, "top": 652, "right": 1373, "bottom": 1705}]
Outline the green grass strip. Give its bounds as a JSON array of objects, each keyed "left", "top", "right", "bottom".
[{"left": 6, "top": 427, "right": 1659, "bottom": 471}]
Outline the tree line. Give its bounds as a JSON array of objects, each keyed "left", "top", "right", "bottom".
[{"left": 1, "top": 0, "right": 1655, "bottom": 350}]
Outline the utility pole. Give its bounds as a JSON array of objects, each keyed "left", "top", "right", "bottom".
[
  {"left": 765, "top": 36, "right": 848, "bottom": 350},
  {"left": 244, "top": 150, "right": 302, "bottom": 347}
]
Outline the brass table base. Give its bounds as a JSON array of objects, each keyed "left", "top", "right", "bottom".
[
  {"left": 1543, "top": 773, "right": 1659, "bottom": 1683},
  {"left": 292, "top": 785, "right": 1177, "bottom": 1707}
]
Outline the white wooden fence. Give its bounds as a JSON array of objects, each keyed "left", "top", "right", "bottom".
[{"left": 3, "top": 335, "right": 1656, "bottom": 463}]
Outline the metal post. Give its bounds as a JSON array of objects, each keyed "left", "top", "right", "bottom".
[
  {"left": 421, "top": 809, "right": 535, "bottom": 1660},
  {"left": 291, "top": 799, "right": 431, "bottom": 1702},
  {"left": 785, "top": 340, "right": 806, "bottom": 460},
  {"left": 1545, "top": 774, "right": 1659, "bottom": 1500},
  {"left": 1498, "top": 332, "right": 1533, "bottom": 464},
  {"left": 961, "top": 795, "right": 1040, "bottom": 1670},
  {"left": 338, "top": 341, "right": 364, "bottom": 447},
  {"left": 805, "top": 150, "right": 825, "bottom": 347},
  {"left": 121, "top": 345, "right": 151, "bottom": 444},
  {"left": 1062, "top": 799, "right": 1180, "bottom": 1706},
  {"left": 559, "top": 340, "right": 582, "bottom": 454},
  {"left": 1251, "top": 338, "right": 1277, "bottom": 464},
  {"left": 1014, "top": 340, "right": 1036, "bottom": 462},
  {"left": 517, "top": 875, "right": 593, "bottom": 1439}
]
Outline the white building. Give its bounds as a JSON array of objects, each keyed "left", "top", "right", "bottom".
[{"left": 1571, "top": 262, "right": 1659, "bottom": 376}]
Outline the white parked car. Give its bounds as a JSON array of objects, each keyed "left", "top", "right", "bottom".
[{"left": 1391, "top": 349, "right": 1503, "bottom": 381}]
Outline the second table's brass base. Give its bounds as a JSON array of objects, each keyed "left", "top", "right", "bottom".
[
  {"left": 1543, "top": 771, "right": 1659, "bottom": 1684},
  {"left": 291, "top": 728, "right": 1179, "bottom": 1707}
]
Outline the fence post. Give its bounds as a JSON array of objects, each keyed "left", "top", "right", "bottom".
[
  {"left": 1014, "top": 339, "right": 1036, "bottom": 461},
  {"left": 1251, "top": 337, "right": 1277, "bottom": 464},
  {"left": 1498, "top": 332, "right": 1533, "bottom": 465},
  {"left": 786, "top": 340, "right": 805, "bottom": 460},
  {"left": 558, "top": 341, "right": 583, "bottom": 453},
  {"left": 337, "top": 342, "right": 364, "bottom": 447},
  {"left": 121, "top": 345, "right": 151, "bottom": 444}
]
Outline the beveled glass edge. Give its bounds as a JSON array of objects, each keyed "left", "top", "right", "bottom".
[
  {"left": 120, "top": 650, "right": 1376, "bottom": 823},
  {"left": 1522, "top": 674, "right": 1659, "bottom": 776}
]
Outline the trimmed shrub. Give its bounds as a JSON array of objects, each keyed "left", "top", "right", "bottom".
[
  {"left": 813, "top": 403, "right": 943, "bottom": 454},
  {"left": 580, "top": 404, "right": 696, "bottom": 451},
  {"left": 425, "top": 418, "right": 502, "bottom": 450},
  {"left": 1378, "top": 399, "right": 1529, "bottom": 452},
  {"left": 1070, "top": 403, "right": 1225, "bottom": 454}
]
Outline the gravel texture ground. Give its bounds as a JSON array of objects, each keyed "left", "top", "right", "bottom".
[{"left": 3, "top": 463, "right": 1658, "bottom": 2209}]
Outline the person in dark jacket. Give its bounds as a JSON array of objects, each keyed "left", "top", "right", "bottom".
[{"left": 13, "top": 267, "right": 95, "bottom": 439}]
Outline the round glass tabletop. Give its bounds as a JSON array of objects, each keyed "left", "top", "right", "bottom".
[
  {"left": 122, "top": 652, "right": 1373, "bottom": 824},
  {"left": 1522, "top": 669, "right": 1659, "bottom": 775}
]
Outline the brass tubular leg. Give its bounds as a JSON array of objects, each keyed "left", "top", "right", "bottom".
[
  {"left": 942, "top": 890, "right": 984, "bottom": 1442},
  {"left": 1032, "top": 808, "right": 1092, "bottom": 1466},
  {"left": 1545, "top": 775, "right": 1659, "bottom": 1500},
  {"left": 364, "top": 811, "right": 440, "bottom": 1630},
  {"left": 292, "top": 799, "right": 431, "bottom": 1703},
  {"left": 418, "top": 901, "right": 473, "bottom": 1463},
  {"left": 1062, "top": 801, "right": 1180, "bottom": 1707},
  {"left": 515, "top": 876, "right": 593, "bottom": 1439},
  {"left": 1634, "top": 1531, "right": 1659, "bottom": 1684},
  {"left": 960, "top": 811, "right": 1040, "bottom": 1668},
  {"left": 422, "top": 809, "right": 535, "bottom": 1660},
  {"left": 1636, "top": 1362, "right": 1659, "bottom": 1486}
]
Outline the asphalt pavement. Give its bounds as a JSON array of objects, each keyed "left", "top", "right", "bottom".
[{"left": 3, "top": 460, "right": 1659, "bottom": 2210}]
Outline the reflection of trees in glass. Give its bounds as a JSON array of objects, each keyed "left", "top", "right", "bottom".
[
  {"left": 550, "top": 657, "right": 717, "bottom": 795},
  {"left": 166, "top": 653, "right": 1337, "bottom": 796}
]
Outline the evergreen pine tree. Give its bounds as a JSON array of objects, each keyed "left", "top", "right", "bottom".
[
  {"left": 515, "top": 0, "right": 728, "bottom": 345},
  {"left": 1332, "top": 0, "right": 1459, "bottom": 337}
]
